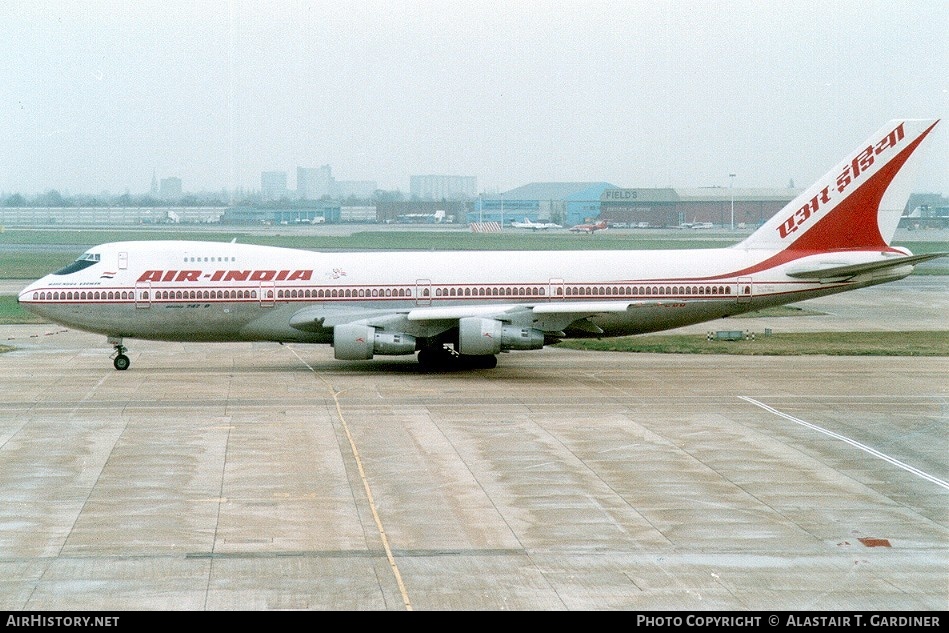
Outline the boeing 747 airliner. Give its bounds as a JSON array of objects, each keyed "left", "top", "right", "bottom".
[{"left": 18, "top": 119, "right": 945, "bottom": 370}]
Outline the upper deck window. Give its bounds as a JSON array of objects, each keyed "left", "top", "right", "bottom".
[{"left": 52, "top": 252, "right": 100, "bottom": 275}]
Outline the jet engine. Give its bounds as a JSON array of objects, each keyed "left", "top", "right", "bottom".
[
  {"left": 457, "top": 317, "right": 545, "bottom": 356},
  {"left": 333, "top": 323, "right": 416, "bottom": 360}
]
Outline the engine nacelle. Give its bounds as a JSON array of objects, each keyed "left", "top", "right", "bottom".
[
  {"left": 333, "top": 323, "right": 416, "bottom": 360},
  {"left": 501, "top": 324, "right": 546, "bottom": 350},
  {"left": 458, "top": 317, "right": 545, "bottom": 355}
]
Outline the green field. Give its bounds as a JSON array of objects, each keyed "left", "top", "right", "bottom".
[
  {"left": 0, "top": 295, "right": 46, "bottom": 325},
  {"left": 0, "top": 252, "right": 77, "bottom": 278},
  {"left": 555, "top": 331, "right": 949, "bottom": 356}
]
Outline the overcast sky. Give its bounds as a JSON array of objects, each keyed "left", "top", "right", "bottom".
[{"left": 1, "top": 0, "right": 947, "bottom": 197}]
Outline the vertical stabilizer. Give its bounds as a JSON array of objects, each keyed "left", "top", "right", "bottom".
[{"left": 736, "top": 119, "right": 939, "bottom": 252}]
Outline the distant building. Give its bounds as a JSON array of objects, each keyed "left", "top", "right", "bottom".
[
  {"left": 296, "top": 165, "right": 376, "bottom": 200},
  {"left": 0, "top": 206, "right": 225, "bottom": 226},
  {"left": 464, "top": 183, "right": 802, "bottom": 228},
  {"left": 598, "top": 187, "right": 800, "bottom": 228},
  {"left": 377, "top": 200, "right": 468, "bottom": 224},
  {"left": 261, "top": 171, "right": 288, "bottom": 201},
  {"left": 565, "top": 184, "right": 617, "bottom": 227},
  {"left": 469, "top": 182, "right": 615, "bottom": 226},
  {"left": 410, "top": 175, "right": 478, "bottom": 200},
  {"left": 150, "top": 170, "right": 159, "bottom": 196},
  {"left": 340, "top": 206, "right": 378, "bottom": 222},
  {"left": 901, "top": 192, "right": 949, "bottom": 229},
  {"left": 159, "top": 177, "right": 182, "bottom": 201},
  {"left": 222, "top": 204, "right": 342, "bottom": 225},
  {"left": 297, "top": 165, "right": 333, "bottom": 200}
]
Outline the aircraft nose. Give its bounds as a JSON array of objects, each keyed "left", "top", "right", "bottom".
[{"left": 18, "top": 280, "right": 39, "bottom": 304}]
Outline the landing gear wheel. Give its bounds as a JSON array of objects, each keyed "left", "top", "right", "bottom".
[
  {"left": 460, "top": 354, "right": 498, "bottom": 369},
  {"left": 109, "top": 338, "right": 130, "bottom": 370},
  {"left": 417, "top": 346, "right": 457, "bottom": 370},
  {"left": 418, "top": 347, "right": 498, "bottom": 371}
]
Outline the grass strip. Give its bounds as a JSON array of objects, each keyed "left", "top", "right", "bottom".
[{"left": 555, "top": 331, "right": 949, "bottom": 356}]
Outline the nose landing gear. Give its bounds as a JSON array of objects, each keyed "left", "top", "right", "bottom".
[{"left": 108, "top": 337, "right": 130, "bottom": 370}]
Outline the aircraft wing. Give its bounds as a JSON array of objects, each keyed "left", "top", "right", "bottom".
[
  {"left": 288, "top": 305, "right": 408, "bottom": 331},
  {"left": 408, "top": 300, "right": 645, "bottom": 332},
  {"left": 288, "top": 299, "right": 674, "bottom": 338},
  {"left": 785, "top": 252, "right": 948, "bottom": 280}
]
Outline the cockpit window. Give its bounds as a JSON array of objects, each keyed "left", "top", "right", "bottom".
[{"left": 53, "top": 252, "right": 101, "bottom": 275}]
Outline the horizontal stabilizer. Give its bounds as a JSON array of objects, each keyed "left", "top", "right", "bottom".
[{"left": 785, "top": 252, "right": 947, "bottom": 280}]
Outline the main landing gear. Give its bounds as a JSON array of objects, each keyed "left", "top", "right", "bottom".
[
  {"left": 108, "top": 337, "right": 130, "bottom": 371},
  {"left": 417, "top": 346, "right": 498, "bottom": 371}
]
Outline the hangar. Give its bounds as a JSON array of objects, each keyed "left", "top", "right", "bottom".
[
  {"left": 468, "top": 182, "right": 616, "bottom": 227},
  {"left": 599, "top": 187, "right": 801, "bottom": 229}
]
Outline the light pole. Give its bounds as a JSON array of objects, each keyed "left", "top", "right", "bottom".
[{"left": 729, "top": 173, "right": 736, "bottom": 230}]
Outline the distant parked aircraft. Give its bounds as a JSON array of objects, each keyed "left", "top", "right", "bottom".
[
  {"left": 569, "top": 220, "right": 608, "bottom": 233},
  {"left": 511, "top": 218, "right": 562, "bottom": 230}
]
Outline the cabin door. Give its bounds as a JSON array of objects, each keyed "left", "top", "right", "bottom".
[
  {"left": 260, "top": 281, "right": 275, "bottom": 307},
  {"left": 135, "top": 282, "right": 151, "bottom": 308},
  {"left": 415, "top": 279, "right": 431, "bottom": 306},
  {"left": 548, "top": 278, "right": 564, "bottom": 301},
  {"left": 737, "top": 277, "right": 753, "bottom": 303}
]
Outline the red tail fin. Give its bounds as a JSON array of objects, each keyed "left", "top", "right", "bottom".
[{"left": 737, "top": 119, "right": 939, "bottom": 253}]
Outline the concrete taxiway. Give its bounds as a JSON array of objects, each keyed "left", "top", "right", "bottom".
[{"left": 0, "top": 280, "right": 946, "bottom": 611}]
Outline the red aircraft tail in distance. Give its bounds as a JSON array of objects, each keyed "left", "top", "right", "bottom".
[{"left": 569, "top": 220, "right": 608, "bottom": 233}]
